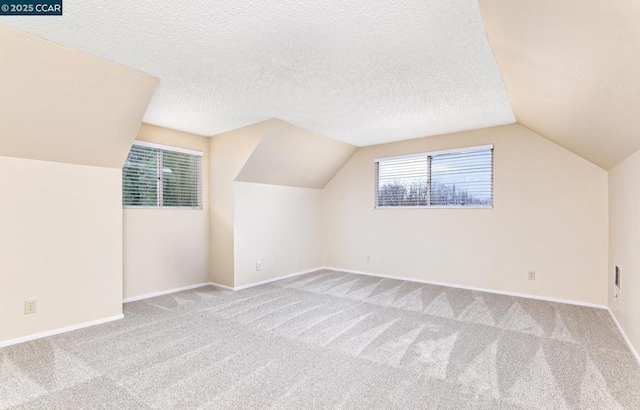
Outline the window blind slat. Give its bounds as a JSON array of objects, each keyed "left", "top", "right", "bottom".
[
  {"left": 123, "top": 144, "right": 202, "bottom": 208},
  {"left": 375, "top": 146, "right": 493, "bottom": 208}
]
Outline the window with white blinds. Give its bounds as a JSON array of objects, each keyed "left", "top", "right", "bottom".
[
  {"left": 375, "top": 145, "right": 493, "bottom": 208},
  {"left": 123, "top": 142, "right": 203, "bottom": 209}
]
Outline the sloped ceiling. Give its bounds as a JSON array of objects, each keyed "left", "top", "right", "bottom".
[
  {"left": 0, "top": 25, "right": 158, "bottom": 168},
  {"left": 236, "top": 119, "right": 357, "bottom": 189},
  {"left": 478, "top": 0, "right": 640, "bottom": 170},
  {"left": 0, "top": 0, "right": 514, "bottom": 146}
]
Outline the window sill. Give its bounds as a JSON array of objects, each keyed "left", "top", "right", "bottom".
[
  {"left": 375, "top": 205, "right": 493, "bottom": 210},
  {"left": 123, "top": 206, "right": 203, "bottom": 210}
]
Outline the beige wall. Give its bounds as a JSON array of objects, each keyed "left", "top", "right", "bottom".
[
  {"left": 608, "top": 149, "right": 640, "bottom": 356},
  {"left": 0, "top": 25, "right": 156, "bottom": 345},
  {"left": 322, "top": 124, "right": 609, "bottom": 305},
  {"left": 210, "top": 119, "right": 354, "bottom": 288},
  {"left": 123, "top": 124, "right": 210, "bottom": 300},
  {"left": 0, "top": 156, "right": 123, "bottom": 344},
  {"left": 233, "top": 182, "right": 322, "bottom": 287},
  {"left": 209, "top": 122, "right": 269, "bottom": 287}
]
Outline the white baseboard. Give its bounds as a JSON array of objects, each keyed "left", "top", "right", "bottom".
[
  {"left": 210, "top": 267, "right": 325, "bottom": 291},
  {"left": 323, "top": 267, "right": 608, "bottom": 310},
  {"left": 208, "top": 282, "right": 235, "bottom": 291},
  {"left": 0, "top": 314, "right": 124, "bottom": 349},
  {"left": 123, "top": 282, "right": 211, "bottom": 303},
  {"left": 607, "top": 309, "right": 640, "bottom": 365},
  {"left": 124, "top": 268, "right": 324, "bottom": 298}
]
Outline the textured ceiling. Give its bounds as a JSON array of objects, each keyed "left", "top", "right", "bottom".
[
  {"left": 0, "top": 0, "right": 514, "bottom": 146},
  {"left": 478, "top": 0, "right": 640, "bottom": 170}
]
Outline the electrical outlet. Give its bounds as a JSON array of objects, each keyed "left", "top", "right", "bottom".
[
  {"left": 256, "top": 261, "right": 262, "bottom": 271},
  {"left": 24, "top": 300, "right": 37, "bottom": 315},
  {"left": 528, "top": 271, "right": 536, "bottom": 281}
]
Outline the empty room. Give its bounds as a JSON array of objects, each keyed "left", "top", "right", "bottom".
[{"left": 1, "top": 0, "right": 639, "bottom": 409}]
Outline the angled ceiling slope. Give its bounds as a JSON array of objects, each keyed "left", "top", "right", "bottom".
[
  {"left": 0, "top": 24, "right": 158, "bottom": 168},
  {"left": 236, "top": 119, "right": 357, "bottom": 189},
  {"left": 1, "top": 0, "right": 514, "bottom": 146},
  {"left": 478, "top": 0, "right": 640, "bottom": 170}
]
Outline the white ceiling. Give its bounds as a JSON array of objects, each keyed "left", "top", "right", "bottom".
[{"left": 1, "top": 0, "right": 514, "bottom": 146}]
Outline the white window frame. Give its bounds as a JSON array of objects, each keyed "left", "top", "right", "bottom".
[
  {"left": 123, "top": 141, "right": 203, "bottom": 210},
  {"left": 132, "top": 141, "right": 203, "bottom": 157},
  {"left": 374, "top": 144, "right": 493, "bottom": 209}
]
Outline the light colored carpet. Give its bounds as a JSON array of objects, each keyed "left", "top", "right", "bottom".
[{"left": 1, "top": 269, "right": 639, "bottom": 409}]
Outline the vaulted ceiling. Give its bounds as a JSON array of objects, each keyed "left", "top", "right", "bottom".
[
  {"left": 0, "top": 25, "right": 158, "bottom": 168},
  {"left": 2, "top": 1, "right": 638, "bottom": 169},
  {"left": 236, "top": 119, "right": 357, "bottom": 189},
  {"left": 478, "top": 0, "right": 640, "bottom": 169},
  {"left": 0, "top": 0, "right": 514, "bottom": 146}
]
